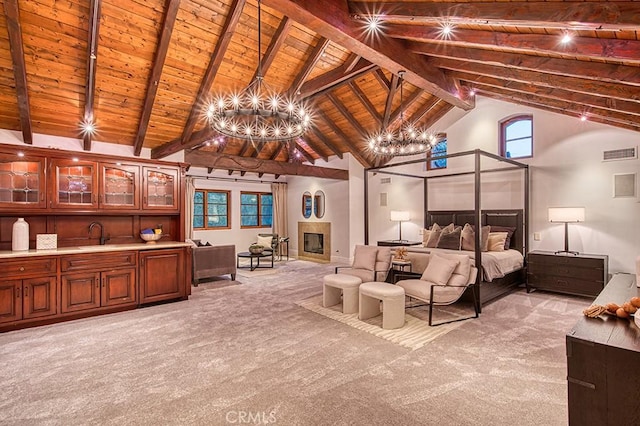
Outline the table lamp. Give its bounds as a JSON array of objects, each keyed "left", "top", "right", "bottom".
[
  {"left": 548, "top": 207, "right": 585, "bottom": 255},
  {"left": 390, "top": 210, "right": 410, "bottom": 242}
]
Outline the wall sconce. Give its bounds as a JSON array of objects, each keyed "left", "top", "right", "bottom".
[
  {"left": 390, "top": 210, "right": 410, "bottom": 242},
  {"left": 548, "top": 207, "right": 585, "bottom": 255}
]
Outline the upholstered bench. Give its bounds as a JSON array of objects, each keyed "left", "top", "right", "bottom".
[
  {"left": 323, "top": 274, "right": 363, "bottom": 314},
  {"left": 359, "top": 282, "right": 405, "bottom": 329}
]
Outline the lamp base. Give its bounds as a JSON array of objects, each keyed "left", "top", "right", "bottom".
[{"left": 554, "top": 250, "right": 580, "bottom": 256}]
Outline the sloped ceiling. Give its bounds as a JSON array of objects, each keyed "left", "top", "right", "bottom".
[{"left": 1, "top": 0, "right": 638, "bottom": 173}]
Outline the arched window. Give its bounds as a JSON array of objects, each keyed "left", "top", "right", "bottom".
[{"left": 500, "top": 115, "right": 533, "bottom": 159}]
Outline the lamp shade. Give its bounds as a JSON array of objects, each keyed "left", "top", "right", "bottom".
[
  {"left": 390, "top": 210, "right": 411, "bottom": 222},
  {"left": 548, "top": 207, "right": 585, "bottom": 223}
]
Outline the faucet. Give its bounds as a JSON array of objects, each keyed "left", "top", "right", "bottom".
[{"left": 89, "top": 221, "right": 110, "bottom": 245}]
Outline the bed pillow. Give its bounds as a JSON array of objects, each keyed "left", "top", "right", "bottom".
[
  {"left": 489, "top": 225, "right": 516, "bottom": 250},
  {"left": 487, "top": 232, "right": 508, "bottom": 252},
  {"left": 425, "top": 223, "right": 442, "bottom": 248},
  {"left": 421, "top": 254, "right": 460, "bottom": 286},
  {"left": 422, "top": 229, "right": 431, "bottom": 246},
  {"left": 436, "top": 226, "right": 462, "bottom": 250},
  {"left": 352, "top": 245, "right": 378, "bottom": 270},
  {"left": 461, "top": 223, "right": 491, "bottom": 252}
]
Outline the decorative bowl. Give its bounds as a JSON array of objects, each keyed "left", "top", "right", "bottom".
[
  {"left": 249, "top": 245, "right": 264, "bottom": 254},
  {"left": 141, "top": 233, "right": 162, "bottom": 243}
]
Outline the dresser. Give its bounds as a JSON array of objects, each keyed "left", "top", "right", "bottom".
[
  {"left": 566, "top": 273, "right": 640, "bottom": 425},
  {"left": 526, "top": 250, "right": 608, "bottom": 297},
  {"left": 377, "top": 240, "right": 422, "bottom": 247}
]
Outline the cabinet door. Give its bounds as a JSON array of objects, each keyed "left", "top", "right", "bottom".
[
  {"left": 139, "top": 248, "right": 185, "bottom": 304},
  {"left": 142, "top": 166, "right": 178, "bottom": 211},
  {"left": 0, "top": 152, "right": 47, "bottom": 209},
  {"left": 50, "top": 159, "right": 98, "bottom": 209},
  {"left": 0, "top": 280, "right": 21, "bottom": 324},
  {"left": 61, "top": 272, "right": 101, "bottom": 313},
  {"left": 22, "top": 276, "right": 57, "bottom": 319},
  {"left": 100, "top": 162, "right": 140, "bottom": 210},
  {"left": 101, "top": 268, "right": 136, "bottom": 307}
]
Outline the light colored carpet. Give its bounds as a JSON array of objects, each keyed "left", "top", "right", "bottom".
[
  {"left": 296, "top": 295, "right": 465, "bottom": 350},
  {"left": 236, "top": 267, "right": 280, "bottom": 278},
  {"left": 0, "top": 259, "right": 589, "bottom": 425}
]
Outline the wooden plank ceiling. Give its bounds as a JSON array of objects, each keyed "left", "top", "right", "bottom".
[{"left": 0, "top": 0, "right": 638, "bottom": 174}]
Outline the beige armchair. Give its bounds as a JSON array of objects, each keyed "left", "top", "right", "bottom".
[
  {"left": 192, "top": 244, "right": 236, "bottom": 285},
  {"left": 394, "top": 252, "right": 478, "bottom": 326},
  {"left": 335, "top": 245, "right": 392, "bottom": 282}
]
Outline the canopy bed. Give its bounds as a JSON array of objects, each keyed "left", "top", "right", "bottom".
[{"left": 364, "top": 149, "right": 530, "bottom": 313}]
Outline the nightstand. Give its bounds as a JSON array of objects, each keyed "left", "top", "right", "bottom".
[{"left": 526, "top": 250, "right": 608, "bottom": 297}]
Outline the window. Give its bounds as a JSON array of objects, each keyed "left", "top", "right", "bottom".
[
  {"left": 427, "top": 137, "right": 447, "bottom": 170},
  {"left": 193, "top": 190, "right": 230, "bottom": 229},
  {"left": 500, "top": 115, "right": 533, "bottom": 159},
  {"left": 241, "top": 191, "right": 273, "bottom": 228}
]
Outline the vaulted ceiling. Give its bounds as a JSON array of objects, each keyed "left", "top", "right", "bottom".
[{"left": 1, "top": 0, "right": 638, "bottom": 173}]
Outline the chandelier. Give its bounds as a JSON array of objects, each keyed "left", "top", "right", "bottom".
[
  {"left": 368, "top": 71, "right": 436, "bottom": 156},
  {"left": 206, "top": 0, "right": 311, "bottom": 142}
]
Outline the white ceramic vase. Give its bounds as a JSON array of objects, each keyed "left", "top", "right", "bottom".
[{"left": 12, "top": 217, "right": 29, "bottom": 251}]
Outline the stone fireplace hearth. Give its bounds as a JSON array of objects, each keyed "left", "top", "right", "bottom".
[{"left": 298, "top": 222, "right": 331, "bottom": 262}]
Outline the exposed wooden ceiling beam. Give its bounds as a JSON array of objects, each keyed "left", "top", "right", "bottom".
[
  {"left": 237, "top": 141, "right": 251, "bottom": 157},
  {"left": 409, "top": 41, "right": 640, "bottom": 87},
  {"left": 387, "top": 87, "right": 424, "bottom": 130},
  {"left": 82, "top": 0, "right": 102, "bottom": 151},
  {"left": 3, "top": 0, "right": 32, "bottom": 145},
  {"left": 406, "top": 97, "right": 442, "bottom": 125},
  {"left": 344, "top": 53, "right": 361, "bottom": 72},
  {"left": 263, "top": 0, "right": 473, "bottom": 109},
  {"left": 349, "top": 1, "right": 640, "bottom": 31},
  {"left": 185, "top": 150, "right": 349, "bottom": 180},
  {"left": 299, "top": 137, "right": 329, "bottom": 162},
  {"left": 252, "top": 16, "right": 292, "bottom": 80},
  {"left": 293, "top": 141, "right": 315, "bottom": 164},
  {"left": 250, "top": 142, "right": 266, "bottom": 158},
  {"left": 382, "top": 73, "right": 399, "bottom": 127},
  {"left": 133, "top": 0, "right": 180, "bottom": 156},
  {"left": 374, "top": 69, "right": 390, "bottom": 91},
  {"left": 348, "top": 81, "right": 382, "bottom": 125},
  {"left": 316, "top": 109, "right": 371, "bottom": 167},
  {"left": 326, "top": 93, "right": 370, "bottom": 139},
  {"left": 387, "top": 25, "right": 640, "bottom": 65},
  {"left": 289, "top": 37, "right": 330, "bottom": 95},
  {"left": 418, "top": 102, "right": 454, "bottom": 131},
  {"left": 269, "top": 143, "right": 285, "bottom": 160},
  {"left": 440, "top": 61, "right": 640, "bottom": 107},
  {"left": 310, "top": 128, "right": 343, "bottom": 159},
  {"left": 299, "top": 57, "right": 377, "bottom": 99},
  {"left": 180, "top": 0, "right": 246, "bottom": 144},
  {"left": 151, "top": 127, "right": 214, "bottom": 159}
]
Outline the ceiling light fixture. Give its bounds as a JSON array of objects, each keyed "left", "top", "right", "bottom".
[
  {"left": 368, "top": 71, "right": 435, "bottom": 157},
  {"left": 206, "top": 0, "right": 311, "bottom": 142},
  {"left": 561, "top": 32, "right": 573, "bottom": 44}
]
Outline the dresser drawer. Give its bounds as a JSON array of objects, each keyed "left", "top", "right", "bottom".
[
  {"left": 528, "top": 254, "right": 604, "bottom": 269},
  {"left": 528, "top": 273, "right": 604, "bottom": 296},
  {"left": 528, "top": 262, "right": 604, "bottom": 281},
  {"left": 61, "top": 251, "right": 137, "bottom": 272},
  {"left": 0, "top": 257, "right": 57, "bottom": 278}
]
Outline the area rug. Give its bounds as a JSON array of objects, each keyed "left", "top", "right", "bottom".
[
  {"left": 296, "top": 295, "right": 465, "bottom": 350},
  {"left": 236, "top": 267, "right": 280, "bottom": 278}
]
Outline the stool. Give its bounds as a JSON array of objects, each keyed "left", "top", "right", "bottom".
[
  {"left": 323, "top": 274, "right": 363, "bottom": 314},
  {"left": 359, "top": 282, "right": 405, "bottom": 329}
]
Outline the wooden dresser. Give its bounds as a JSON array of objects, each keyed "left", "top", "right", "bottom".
[
  {"left": 527, "top": 250, "right": 608, "bottom": 297},
  {"left": 566, "top": 273, "right": 640, "bottom": 425}
]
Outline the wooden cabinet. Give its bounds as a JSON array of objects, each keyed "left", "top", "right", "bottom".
[
  {"left": 139, "top": 248, "right": 185, "bottom": 304},
  {"left": 100, "top": 162, "right": 140, "bottom": 210},
  {"left": 60, "top": 251, "right": 137, "bottom": 313},
  {"left": 50, "top": 159, "right": 98, "bottom": 209},
  {"left": 0, "top": 151, "right": 47, "bottom": 210},
  {"left": 566, "top": 274, "right": 640, "bottom": 425},
  {"left": 142, "top": 166, "right": 178, "bottom": 211},
  {"left": 0, "top": 257, "right": 57, "bottom": 324},
  {"left": 527, "top": 251, "right": 608, "bottom": 297}
]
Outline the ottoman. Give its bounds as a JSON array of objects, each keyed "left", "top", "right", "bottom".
[
  {"left": 359, "top": 282, "right": 405, "bottom": 329},
  {"left": 323, "top": 274, "right": 363, "bottom": 314}
]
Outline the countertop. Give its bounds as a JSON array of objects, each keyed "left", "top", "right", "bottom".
[{"left": 0, "top": 241, "right": 192, "bottom": 259}]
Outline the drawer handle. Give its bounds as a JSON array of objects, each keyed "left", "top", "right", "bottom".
[
  {"left": 557, "top": 280, "right": 568, "bottom": 285},
  {"left": 19, "top": 266, "right": 25, "bottom": 272},
  {"left": 568, "top": 377, "right": 596, "bottom": 390}
]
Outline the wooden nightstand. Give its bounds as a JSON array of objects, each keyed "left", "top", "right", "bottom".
[{"left": 526, "top": 250, "right": 608, "bottom": 297}]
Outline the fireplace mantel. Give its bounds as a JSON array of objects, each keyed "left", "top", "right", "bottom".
[{"left": 298, "top": 222, "right": 331, "bottom": 262}]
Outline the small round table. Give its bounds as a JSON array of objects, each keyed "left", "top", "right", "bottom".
[
  {"left": 392, "top": 259, "right": 412, "bottom": 272},
  {"left": 236, "top": 251, "right": 274, "bottom": 271}
]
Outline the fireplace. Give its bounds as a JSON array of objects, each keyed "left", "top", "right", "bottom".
[{"left": 298, "top": 222, "right": 331, "bottom": 262}]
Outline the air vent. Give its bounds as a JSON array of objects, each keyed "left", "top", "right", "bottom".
[
  {"left": 380, "top": 177, "right": 391, "bottom": 184},
  {"left": 613, "top": 173, "right": 636, "bottom": 198},
  {"left": 603, "top": 147, "right": 637, "bottom": 161}
]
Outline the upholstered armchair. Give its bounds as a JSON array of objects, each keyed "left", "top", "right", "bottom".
[
  {"left": 255, "top": 233, "right": 278, "bottom": 254},
  {"left": 394, "top": 252, "right": 478, "bottom": 326},
  {"left": 335, "top": 245, "right": 392, "bottom": 282},
  {"left": 192, "top": 244, "right": 236, "bottom": 285}
]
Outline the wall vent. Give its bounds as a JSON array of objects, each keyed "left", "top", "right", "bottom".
[
  {"left": 603, "top": 147, "right": 637, "bottom": 161},
  {"left": 613, "top": 173, "right": 636, "bottom": 198},
  {"left": 380, "top": 177, "right": 392, "bottom": 184},
  {"left": 380, "top": 193, "right": 388, "bottom": 207}
]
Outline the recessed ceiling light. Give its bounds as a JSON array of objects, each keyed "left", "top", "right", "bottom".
[
  {"left": 561, "top": 33, "right": 573, "bottom": 44},
  {"left": 580, "top": 114, "right": 588, "bottom": 121},
  {"left": 17, "top": 152, "right": 24, "bottom": 157}
]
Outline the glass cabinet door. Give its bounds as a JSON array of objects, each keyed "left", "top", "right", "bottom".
[
  {"left": 0, "top": 153, "right": 46, "bottom": 209},
  {"left": 142, "top": 166, "right": 178, "bottom": 210},
  {"left": 100, "top": 163, "right": 140, "bottom": 209},
  {"left": 50, "top": 159, "right": 98, "bottom": 209}
]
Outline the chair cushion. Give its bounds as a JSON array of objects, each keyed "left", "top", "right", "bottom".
[
  {"left": 397, "top": 279, "right": 465, "bottom": 304},
  {"left": 374, "top": 246, "right": 392, "bottom": 272},
  {"left": 433, "top": 252, "right": 472, "bottom": 287},
  {"left": 340, "top": 268, "right": 375, "bottom": 283},
  {"left": 352, "top": 245, "right": 378, "bottom": 270},
  {"left": 257, "top": 235, "right": 273, "bottom": 249},
  {"left": 421, "top": 254, "right": 459, "bottom": 286},
  {"left": 324, "top": 274, "right": 362, "bottom": 289}
]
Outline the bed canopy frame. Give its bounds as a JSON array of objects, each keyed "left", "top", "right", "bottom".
[{"left": 364, "top": 149, "right": 530, "bottom": 311}]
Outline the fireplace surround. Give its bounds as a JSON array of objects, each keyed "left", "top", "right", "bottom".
[{"left": 298, "top": 222, "right": 331, "bottom": 262}]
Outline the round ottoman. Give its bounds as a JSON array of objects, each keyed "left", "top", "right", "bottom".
[
  {"left": 359, "top": 282, "right": 405, "bottom": 329},
  {"left": 323, "top": 274, "right": 363, "bottom": 314}
]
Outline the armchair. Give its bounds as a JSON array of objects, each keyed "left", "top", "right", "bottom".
[
  {"left": 192, "top": 244, "right": 236, "bottom": 285},
  {"left": 256, "top": 233, "right": 278, "bottom": 253},
  {"left": 335, "top": 245, "right": 392, "bottom": 282}
]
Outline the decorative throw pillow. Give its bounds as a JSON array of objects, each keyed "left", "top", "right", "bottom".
[
  {"left": 352, "top": 245, "right": 378, "bottom": 271},
  {"left": 436, "top": 226, "right": 462, "bottom": 250},
  {"left": 461, "top": 223, "right": 491, "bottom": 252},
  {"left": 425, "top": 223, "right": 442, "bottom": 248},
  {"left": 257, "top": 235, "right": 273, "bottom": 249},
  {"left": 422, "top": 229, "right": 431, "bottom": 246},
  {"left": 421, "top": 254, "right": 460, "bottom": 286},
  {"left": 489, "top": 225, "right": 516, "bottom": 250},
  {"left": 487, "top": 232, "right": 508, "bottom": 251}
]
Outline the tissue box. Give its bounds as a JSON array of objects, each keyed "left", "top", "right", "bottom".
[{"left": 36, "top": 234, "right": 57, "bottom": 250}]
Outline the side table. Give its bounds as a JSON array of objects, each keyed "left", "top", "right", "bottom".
[{"left": 392, "top": 259, "right": 412, "bottom": 272}]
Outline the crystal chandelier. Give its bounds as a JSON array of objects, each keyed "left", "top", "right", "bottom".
[
  {"left": 368, "top": 71, "right": 436, "bottom": 156},
  {"left": 206, "top": 0, "right": 311, "bottom": 142}
]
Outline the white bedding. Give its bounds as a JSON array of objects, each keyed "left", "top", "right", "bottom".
[{"left": 405, "top": 247, "right": 524, "bottom": 282}]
